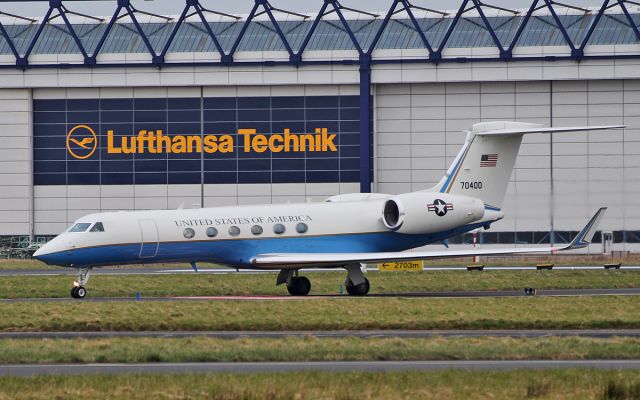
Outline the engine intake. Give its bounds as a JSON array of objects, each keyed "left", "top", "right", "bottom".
[{"left": 382, "top": 199, "right": 404, "bottom": 231}]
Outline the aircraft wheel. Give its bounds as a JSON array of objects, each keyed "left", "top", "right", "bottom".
[
  {"left": 346, "top": 277, "right": 370, "bottom": 296},
  {"left": 287, "top": 276, "right": 311, "bottom": 296},
  {"left": 71, "top": 286, "right": 87, "bottom": 299}
]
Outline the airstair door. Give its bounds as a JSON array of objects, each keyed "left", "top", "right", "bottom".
[{"left": 138, "top": 219, "right": 159, "bottom": 258}]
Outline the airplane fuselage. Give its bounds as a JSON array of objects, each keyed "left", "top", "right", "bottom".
[{"left": 35, "top": 193, "right": 492, "bottom": 269}]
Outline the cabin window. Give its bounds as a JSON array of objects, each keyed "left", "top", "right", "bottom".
[
  {"left": 69, "top": 223, "right": 91, "bottom": 232},
  {"left": 90, "top": 222, "right": 104, "bottom": 232},
  {"left": 183, "top": 228, "right": 195, "bottom": 239},
  {"left": 229, "top": 226, "right": 241, "bottom": 236},
  {"left": 251, "top": 225, "right": 263, "bottom": 235},
  {"left": 296, "top": 223, "right": 308, "bottom": 234},
  {"left": 273, "top": 223, "right": 286, "bottom": 235},
  {"left": 206, "top": 227, "right": 218, "bottom": 238}
]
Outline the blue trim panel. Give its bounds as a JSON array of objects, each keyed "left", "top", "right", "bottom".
[
  {"left": 359, "top": 59, "right": 372, "bottom": 193},
  {"left": 37, "top": 222, "right": 490, "bottom": 268}
]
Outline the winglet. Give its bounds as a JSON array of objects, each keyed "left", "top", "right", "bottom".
[{"left": 564, "top": 207, "right": 607, "bottom": 250}]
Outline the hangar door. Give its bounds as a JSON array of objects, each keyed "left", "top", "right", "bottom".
[{"left": 138, "top": 219, "right": 159, "bottom": 258}]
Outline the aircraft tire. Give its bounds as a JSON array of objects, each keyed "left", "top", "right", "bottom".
[
  {"left": 346, "top": 277, "right": 370, "bottom": 296},
  {"left": 287, "top": 277, "right": 311, "bottom": 296},
  {"left": 70, "top": 287, "right": 78, "bottom": 299},
  {"left": 76, "top": 286, "right": 87, "bottom": 299}
]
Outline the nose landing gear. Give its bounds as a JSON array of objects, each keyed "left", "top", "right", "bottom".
[{"left": 70, "top": 267, "right": 91, "bottom": 299}]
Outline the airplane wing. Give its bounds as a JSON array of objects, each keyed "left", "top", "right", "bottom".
[{"left": 250, "top": 208, "right": 606, "bottom": 268}]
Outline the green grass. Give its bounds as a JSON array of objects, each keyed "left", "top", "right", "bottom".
[
  {"left": 0, "top": 260, "right": 41, "bottom": 270},
  {"left": 1, "top": 336, "right": 640, "bottom": 364},
  {"left": 0, "top": 370, "right": 639, "bottom": 399},
  {"left": 2, "top": 270, "right": 640, "bottom": 298},
  {"left": 1, "top": 296, "right": 639, "bottom": 332}
]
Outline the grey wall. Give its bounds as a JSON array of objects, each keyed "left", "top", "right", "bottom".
[
  {"left": 0, "top": 89, "right": 31, "bottom": 236},
  {"left": 375, "top": 80, "right": 639, "bottom": 242}
]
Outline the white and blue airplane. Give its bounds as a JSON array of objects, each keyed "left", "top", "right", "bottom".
[{"left": 34, "top": 121, "right": 620, "bottom": 299}]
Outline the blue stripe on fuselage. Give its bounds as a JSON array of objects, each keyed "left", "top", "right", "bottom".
[{"left": 38, "top": 222, "right": 491, "bottom": 268}]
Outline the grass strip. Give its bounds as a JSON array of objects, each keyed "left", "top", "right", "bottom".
[
  {"left": 2, "top": 270, "right": 640, "bottom": 298},
  {"left": 1, "top": 369, "right": 640, "bottom": 399},
  {"left": 1, "top": 336, "right": 640, "bottom": 364},
  {"left": 1, "top": 296, "right": 639, "bottom": 332}
]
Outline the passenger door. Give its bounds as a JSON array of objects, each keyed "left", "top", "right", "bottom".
[{"left": 138, "top": 219, "right": 159, "bottom": 258}]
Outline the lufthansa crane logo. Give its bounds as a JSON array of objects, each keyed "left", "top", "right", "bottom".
[
  {"left": 66, "top": 125, "right": 97, "bottom": 160},
  {"left": 427, "top": 199, "right": 453, "bottom": 217}
]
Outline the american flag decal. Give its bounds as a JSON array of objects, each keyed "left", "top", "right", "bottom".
[{"left": 480, "top": 154, "right": 498, "bottom": 167}]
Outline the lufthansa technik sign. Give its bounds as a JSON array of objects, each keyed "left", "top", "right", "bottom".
[
  {"left": 75, "top": 128, "right": 337, "bottom": 157},
  {"left": 34, "top": 95, "right": 363, "bottom": 185}
]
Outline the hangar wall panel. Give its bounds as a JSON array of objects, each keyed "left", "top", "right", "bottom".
[
  {"left": 0, "top": 89, "right": 31, "bottom": 235},
  {"left": 375, "top": 79, "right": 638, "bottom": 244}
]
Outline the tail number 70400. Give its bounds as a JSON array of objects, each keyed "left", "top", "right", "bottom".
[{"left": 460, "top": 181, "right": 483, "bottom": 190}]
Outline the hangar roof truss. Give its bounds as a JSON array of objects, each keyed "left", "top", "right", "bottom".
[{"left": 0, "top": 0, "right": 639, "bottom": 69}]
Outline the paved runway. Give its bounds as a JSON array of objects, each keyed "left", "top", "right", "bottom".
[
  {"left": 2, "top": 329, "right": 640, "bottom": 340},
  {"left": 0, "top": 264, "right": 638, "bottom": 276},
  {"left": 1, "top": 287, "right": 639, "bottom": 303},
  {"left": 1, "top": 360, "right": 640, "bottom": 376}
]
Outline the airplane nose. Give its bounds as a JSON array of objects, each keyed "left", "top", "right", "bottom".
[
  {"left": 32, "top": 245, "right": 48, "bottom": 260},
  {"left": 32, "top": 242, "right": 58, "bottom": 264}
]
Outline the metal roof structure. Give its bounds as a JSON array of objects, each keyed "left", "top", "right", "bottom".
[{"left": 0, "top": 0, "right": 639, "bottom": 68}]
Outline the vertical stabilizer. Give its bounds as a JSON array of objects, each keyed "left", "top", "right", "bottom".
[
  {"left": 427, "top": 121, "right": 623, "bottom": 209},
  {"left": 428, "top": 122, "right": 537, "bottom": 210}
]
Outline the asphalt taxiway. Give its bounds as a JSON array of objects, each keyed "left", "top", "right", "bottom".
[{"left": 2, "top": 360, "right": 640, "bottom": 376}]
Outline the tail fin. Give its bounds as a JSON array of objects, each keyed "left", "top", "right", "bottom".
[{"left": 429, "top": 121, "right": 624, "bottom": 210}]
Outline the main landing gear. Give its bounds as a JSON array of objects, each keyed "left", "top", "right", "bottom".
[
  {"left": 277, "top": 269, "right": 311, "bottom": 296},
  {"left": 344, "top": 264, "right": 370, "bottom": 296},
  {"left": 276, "top": 264, "right": 371, "bottom": 296},
  {"left": 287, "top": 276, "right": 311, "bottom": 296},
  {"left": 70, "top": 267, "right": 91, "bottom": 299}
]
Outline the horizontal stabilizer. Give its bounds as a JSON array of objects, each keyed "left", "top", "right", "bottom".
[
  {"left": 476, "top": 125, "right": 625, "bottom": 136},
  {"left": 251, "top": 208, "right": 606, "bottom": 268}
]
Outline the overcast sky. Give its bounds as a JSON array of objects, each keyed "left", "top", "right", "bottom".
[{"left": 1, "top": 0, "right": 611, "bottom": 18}]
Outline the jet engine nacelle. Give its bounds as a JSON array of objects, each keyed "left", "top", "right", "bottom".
[{"left": 381, "top": 192, "right": 485, "bottom": 234}]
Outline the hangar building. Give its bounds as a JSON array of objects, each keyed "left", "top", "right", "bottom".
[{"left": 0, "top": 0, "right": 638, "bottom": 251}]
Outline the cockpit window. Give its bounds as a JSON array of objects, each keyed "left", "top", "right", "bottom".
[
  {"left": 90, "top": 222, "right": 104, "bottom": 232},
  {"left": 69, "top": 223, "right": 91, "bottom": 232}
]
